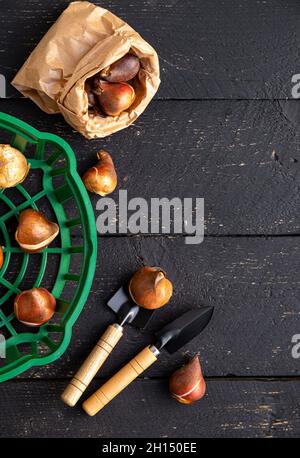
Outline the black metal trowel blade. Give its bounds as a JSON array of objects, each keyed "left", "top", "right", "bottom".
[
  {"left": 107, "top": 286, "right": 154, "bottom": 329},
  {"left": 155, "top": 306, "right": 214, "bottom": 354}
]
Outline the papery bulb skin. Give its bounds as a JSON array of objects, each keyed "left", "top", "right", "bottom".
[
  {"left": 0, "top": 144, "right": 30, "bottom": 189},
  {"left": 129, "top": 266, "right": 173, "bottom": 310},
  {"left": 15, "top": 209, "right": 59, "bottom": 253},
  {"left": 83, "top": 150, "right": 117, "bottom": 196},
  {"left": 94, "top": 81, "right": 135, "bottom": 117},
  {"left": 14, "top": 288, "right": 56, "bottom": 326}
]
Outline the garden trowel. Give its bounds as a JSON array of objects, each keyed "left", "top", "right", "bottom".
[
  {"left": 61, "top": 285, "right": 154, "bottom": 407},
  {"left": 83, "top": 306, "right": 214, "bottom": 416}
]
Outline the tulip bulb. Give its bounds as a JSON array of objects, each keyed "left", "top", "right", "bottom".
[
  {"left": 93, "top": 80, "right": 135, "bottom": 116},
  {"left": 0, "top": 246, "right": 3, "bottom": 269},
  {"left": 100, "top": 53, "right": 140, "bottom": 83},
  {"left": 129, "top": 266, "right": 173, "bottom": 310},
  {"left": 85, "top": 79, "right": 97, "bottom": 107},
  {"left": 14, "top": 288, "right": 56, "bottom": 326},
  {"left": 15, "top": 209, "right": 59, "bottom": 253},
  {"left": 83, "top": 150, "right": 117, "bottom": 196},
  {"left": 0, "top": 144, "right": 30, "bottom": 189},
  {"left": 169, "top": 356, "right": 206, "bottom": 404}
]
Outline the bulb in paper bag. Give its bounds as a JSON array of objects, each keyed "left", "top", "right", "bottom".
[{"left": 93, "top": 80, "right": 135, "bottom": 117}]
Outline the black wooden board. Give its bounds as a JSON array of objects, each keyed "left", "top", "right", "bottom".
[
  {"left": 1, "top": 0, "right": 300, "bottom": 440},
  {"left": 1, "top": 99, "right": 300, "bottom": 236},
  {"left": 1, "top": 235, "right": 298, "bottom": 379},
  {"left": 0, "top": 0, "right": 299, "bottom": 99},
  {"left": 0, "top": 379, "right": 299, "bottom": 438}
]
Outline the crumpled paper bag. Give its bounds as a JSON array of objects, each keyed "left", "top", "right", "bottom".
[{"left": 12, "top": 1, "right": 160, "bottom": 139}]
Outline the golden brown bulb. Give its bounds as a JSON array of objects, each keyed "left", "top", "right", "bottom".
[
  {"left": 82, "top": 150, "right": 117, "bottom": 196},
  {"left": 129, "top": 266, "right": 173, "bottom": 310},
  {"left": 14, "top": 288, "right": 56, "bottom": 327},
  {"left": 0, "top": 144, "right": 30, "bottom": 189},
  {"left": 15, "top": 209, "right": 59, "bottom": 253},
  {"left": 85, "top": 79, "right": 98, "bottom": 107},
  {"left": 93, "top": 80, "right": 135, "bottom": 116}
]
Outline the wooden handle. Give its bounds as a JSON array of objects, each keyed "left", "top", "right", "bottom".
[
  {"left": 82, "top": 346, "right": 158, "bottom": 416},
  {"left": 61, "top": 324, "right": 123, "bottom": 407}
]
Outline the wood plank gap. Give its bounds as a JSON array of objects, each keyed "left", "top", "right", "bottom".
[{"left": 11, "top": 376, "right": 300, "bottom": 383}]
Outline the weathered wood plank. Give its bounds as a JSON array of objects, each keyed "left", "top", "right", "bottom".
[
  {"left": 0, "top": 378, "right": 299, "bottom": 438},
  {"left": 1, "top": 236, "right": 300, "bottom": 379},
  {"left": 1, "top": 99, "right": 300, "bottom": 235},
  {"left": 0, "top": 0, "right": 299, "bottom": 99}
]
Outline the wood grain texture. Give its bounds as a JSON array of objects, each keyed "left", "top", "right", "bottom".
[
  {"left": 0, "top": 378, "right": 299, "bottom": 438},
  {"left": 83, "top": 346, "right": 158, "bottom": 416},
  {"left": 1, "top": 235, "right": 299, "bottom": 379},
  {"left": 1, "top": 99, "right": 300, "bottom": 235},
  {"left": 61, "top": 324, "right": 123, "bottom": 407},
  {"left": 0, "top": 0, "right": 299, "bottom": 99},
  {"left": 1, "top": 0, "right": 300, "bottom": 439}
]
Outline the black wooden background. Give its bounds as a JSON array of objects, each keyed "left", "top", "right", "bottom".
[{"left": 1, "top": 0, "right": 300, "bottom": 438}]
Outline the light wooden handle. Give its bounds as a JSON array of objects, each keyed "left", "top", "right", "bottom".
[
  {"left": 61, "top": 324, "right": 123, "bottom": 407},
  {"left": 82, "top": 346, "right": 158, "bottom": 416}
]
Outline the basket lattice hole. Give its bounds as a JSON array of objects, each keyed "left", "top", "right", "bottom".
[
  {"left": 0, "top": 292, "right": 15, "bottom": 319},
  {"left": 48, "top": 154, "right": 68, "bottom": 178},
  {"left": 47, "top": 331, "right": 63, "bottom": 347},
  {"left": 44, "top": 143, "right": 63, "bottom": 164},
  {"left": 0, "top": 199, "right": 18, "bottom": 222},
  {"left": 61, "top": 199, "right": 80, "bottom": 224},
  {"left": 17, "top": 342, "right": 33, "bottom": 357},
  {"left": 33, "top": 195, "right": 58, "bottom": 224},
  {"left": 0, "top": 215, "right": 19, "bottom": 242},
  {"left": 63, "top": 280, "right": 79, "bottom": 295},
  {"left": 52, "top": 174, "right": 66, "bottom": 190},
  {"left": 1, "top": 252, "right": 24, "bottom": 278},
  {"left": 47, "top": 312, "right": 63, "bottom": 326},
  {"left": 0, "top": 253, "right": 24, "bottom": 304},
  {"left": 18, "top": 253, "right": 60, "bottom": 292},
  {"left": 24, "top": 142, "right": 37, "bottom": 159},
  {"left": 38, "top": 340, "right": 52, "bottom": 357},
  {"left": 63, "top": 251, "right": 82, "bottom": 282},
  {"left": 57, "top": 281, "right": 78, "bottom": 310},
  {"left": 23, "top": 168, "right": 44, "bottom": 198},
  {"left": 1, "top": 187, "right": 27, "bottom": 208},
  {"left": 0, "top": 203, "right": 6, "bottom": 219},
  {"left": 0, "top": 283, "right": 8, "bottom": 304},
  {"left": 52, "top": 155, "right": 68, "bottom": 169},
  {"left": 0, "top": 354, "right": 6, "bottom": 368},
  {"left": 0, "top": 322, "right": 11, "bottom": 340},
  {"left": 0, "top": 128, "right": 14, "bottom": 144},
  {"left": 68, "top": 222, "right": 83, "bottom": 236},
  {"left": 67, "top": 251, "right": 84, "bottom": 276}
]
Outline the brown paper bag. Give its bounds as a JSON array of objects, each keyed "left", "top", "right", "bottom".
[{"left": 12, "top": 1, "right": 160, "bottom": 139}]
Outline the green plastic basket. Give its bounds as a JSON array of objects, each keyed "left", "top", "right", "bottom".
[{"left": 0, "top": 112, "right": 97, "bottom": 382}]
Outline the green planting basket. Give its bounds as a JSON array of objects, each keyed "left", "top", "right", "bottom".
[{"left": 0, "top": 112, "right": 97, "bottom": 382}]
